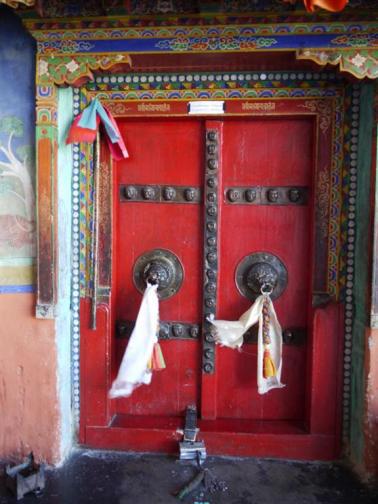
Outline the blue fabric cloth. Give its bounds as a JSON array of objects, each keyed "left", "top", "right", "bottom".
[{"left": 78, "top": 98, "right": 119, "bottom": 143}]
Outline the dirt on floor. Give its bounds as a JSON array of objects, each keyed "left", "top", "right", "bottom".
[{"left": 1, "top": 449, "right": 378, "bottom": 503}]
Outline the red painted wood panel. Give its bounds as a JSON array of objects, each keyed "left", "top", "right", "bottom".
[
  {"left": 113, "top": 119, "right": 203, "bottom": 417},
  {"left": 80, "top": 300, "right": 111, "bottom": 431},
  {"left": 117, "top": 119, "right": 203, "bottom": 186},
  {"left": 216, "top": 118, "right": 314, "bottom": 420},
  {"left": 114, "top": 340, "right": 200, "bottom": 416},
  {"left": 116, "top": 204, "right": 203, "bottom": 323},
  {"left": 221, "top": 118, "right": 313, "bottom": 186},
  {"left": 310, "top": 302, "right": 344, "bottom": 434},
  {"left": 85, "top": 425, "right": 338, "bottom": 461}
]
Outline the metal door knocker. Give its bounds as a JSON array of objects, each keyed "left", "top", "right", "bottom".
[
  {"left": 260, "top": 282, "right": 274, "bottom": 296},
  {"left": 133, "top": 248, "right": 184, "bottom": 299},
  {"left": 235, "top": 252, "right": 288, "bottom": 301}
]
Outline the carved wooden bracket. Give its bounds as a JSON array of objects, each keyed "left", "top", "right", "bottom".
[
  {"left": 37, "top": 54, "right": 132, "bottom": 86},
  {"left": 297, "top": 48, "right": 378, "bottom": 80}
]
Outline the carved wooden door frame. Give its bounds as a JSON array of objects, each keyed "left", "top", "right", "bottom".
[{"left": 75, "top": 72, "right": 356, "bottom": 458}]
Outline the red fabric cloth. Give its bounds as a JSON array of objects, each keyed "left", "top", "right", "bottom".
[
  {"left": 66, "top": 113, "right": 100, "bottom": 144},
  {"left": 103, "top": 106, "right": 129, "bottom": 160},
  {"left": 304, "top": 0, "right": 348, "bottom": 12},
  {"left": 66, "top": 102, "right": 129, "bottom": 160}
]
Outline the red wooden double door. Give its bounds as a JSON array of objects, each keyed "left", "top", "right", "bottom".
[{"left": 81, "top": 114, "right": 344, "bottom": 459}]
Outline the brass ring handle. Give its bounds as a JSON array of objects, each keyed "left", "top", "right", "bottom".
[
  {"left": 260, "top": 283, "right": 274, "bottom": 296},
  {"left": 143, "top": 262, "right": 163, "bottom": 285}
]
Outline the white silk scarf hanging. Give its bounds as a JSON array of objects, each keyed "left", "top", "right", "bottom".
[
  {"left": 109, "top": 283, "right": 165, "bottom": 399},
  {"left": 209, "top": 294, "right": 285, "bottom": 394}
]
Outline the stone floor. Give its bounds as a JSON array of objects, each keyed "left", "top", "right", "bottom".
[{"left": 1, "top": 449, "right": 377, "bottom": 503}]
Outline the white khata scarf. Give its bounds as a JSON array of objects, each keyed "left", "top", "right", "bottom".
[
  {"left": 109, "top": 282, "right": 165, "bottom": 399},
  {"left": 209, "top": 294, "right": 285, "bottom": 395}
]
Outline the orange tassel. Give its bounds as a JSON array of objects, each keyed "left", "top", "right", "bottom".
[
  {"left": 263, "top": 349, "right": 277, "bottom": 378},
  {"left": 147, "top": 342, "right": 166, "bottom": 371}
]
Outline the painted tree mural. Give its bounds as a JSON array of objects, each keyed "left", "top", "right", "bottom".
[{"left": 0, "top": 115, "right": 35, "bottom": 256}]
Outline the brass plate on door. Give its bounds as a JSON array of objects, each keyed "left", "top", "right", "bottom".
[
  {"left": 133, "top": 248, "right": 184, "bottom": 300},
  {"left": 224, "top": 186, "right": 308, "bottom": 205},
  {"left": 120, "top": 184, "right": 201, "bottom": 204},
  {"left": 243, "top": 325, "right": 306, "bottom": 345},
  {"left": 117, "top": 320, "right": 200, "bottom": 340}
]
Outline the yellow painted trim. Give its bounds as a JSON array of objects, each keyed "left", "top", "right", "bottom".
[{"left": 0, "top": 265, "right": 35, "bottom": 286}]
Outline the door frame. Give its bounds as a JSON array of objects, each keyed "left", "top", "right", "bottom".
[{"left": 77, "top": 71, "right": 356, "bottom": 459}]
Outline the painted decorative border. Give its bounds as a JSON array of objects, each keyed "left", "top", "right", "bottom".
[
  {"left": 26, "top": 19, "right": 378, "bottom": 40},
  {"left": 35, "top": 48, "right": 378, "bottom": 88},
  {"left": 0, "top": 263, "right": 35, "bottom": 291},
  {"left": 87, "top": 70, "right": 343, "bottom": 101},
  {"left": 339, "top": 85, "right": 354, "bottom": 300},
  {"left": 34, "top": 36, "right": 378, "bottom": 87},
  {"left": 29, "top": 18, "right": 378, "bottom": 88},
  {"left": 330, "top": 95, "right": 345, "bottom": 298},
  {"left": 76, "top": 90, "right": 95, "bottom": 298},
  {"left": 0, "top": 285, "right": 35, "bottom": 293},
  {"left": 72, "top": 88, "right": 82, "bottom": 423},
  {"left": 341, "top": 84, "right": 360, "bottom": 440},
  {"left": 34, "top": 33, "right": 378, "bottom": 56}
]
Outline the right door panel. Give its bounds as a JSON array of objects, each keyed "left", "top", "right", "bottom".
[{"left": 217, "top": 117, "right": 314, "bottom": 422}]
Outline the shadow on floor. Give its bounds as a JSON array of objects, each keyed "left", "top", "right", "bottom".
[{"left": 1, "top": 449, "right": 377, "bottom": 504}]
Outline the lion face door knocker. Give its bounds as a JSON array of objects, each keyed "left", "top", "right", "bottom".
[{"left": 133, "top": 248, "right": 184, "bottom": 300}]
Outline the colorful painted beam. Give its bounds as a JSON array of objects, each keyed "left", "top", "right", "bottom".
[{"left": 28, "top": 19, "right": 378, "bottom": 86}]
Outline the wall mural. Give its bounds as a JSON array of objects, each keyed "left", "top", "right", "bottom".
[
  {"left": 0, "top": 7, "right": 36, "bottom": 289},
  {"left": 0, "top": 116, "right": 35, "bottom": 257}
]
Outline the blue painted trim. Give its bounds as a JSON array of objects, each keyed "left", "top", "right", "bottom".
[
  {"left": 0, "top": 285, "right": 35, "bottom": 293},
  {"left": 39, "top": 34, "right": 369, "bottom": 54}
]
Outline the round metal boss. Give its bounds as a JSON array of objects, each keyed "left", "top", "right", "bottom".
[
  {"left": 235, "top": 252, "right": 288, "bottom": 301},
  {"left": 133, "top": 248, "right": 184, "bottom": 300}
]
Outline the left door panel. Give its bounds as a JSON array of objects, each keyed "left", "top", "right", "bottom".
[{"left": 113, "top": 118, "right": 204, "bottom": 419}]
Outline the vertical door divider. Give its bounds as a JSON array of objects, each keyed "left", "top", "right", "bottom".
[{"left": 201, "top": 121, "right": 223, "bottom": 420}]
